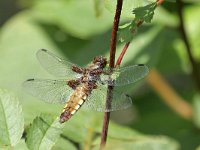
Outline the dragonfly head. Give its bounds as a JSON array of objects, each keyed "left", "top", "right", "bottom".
[{"left": 93, "top": 56, "right": 107, "bottom": 68}]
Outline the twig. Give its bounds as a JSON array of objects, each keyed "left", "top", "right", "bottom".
[
  {"left": 176, "top": 0, "right": 200, "bottom": 90},
  {"left": 115, "top": 42, "right": 130, "bottom": 66},
  {"left": 147, "top": 69, "right": 192, "bottom": 120},
  {"left": 109, "top": 1, "right": 123, "bottom": 68},
  {"left": 100, "top": 0, "right": 123, "bottom": 149},
  {"left": 100, "top": 0, "right": 165, "bottom": 149}
]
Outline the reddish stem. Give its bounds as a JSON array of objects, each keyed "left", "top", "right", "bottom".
[
  {"left": 115, "top": 0, "right": 164, "bottom": 67},
  {"left": 109, "top": 1, "right": 123, "bottom": 68},
  {"left": 100, "top": 0, "right": 165, "bottom": 149},
  {"left": 115, "top": 42, "right": 130, "bottom": 66},
  {"left": 100, "top": 0, "right": 123, "bottom": 149}
]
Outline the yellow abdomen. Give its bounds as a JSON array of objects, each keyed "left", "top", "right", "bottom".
[{"left": 59, "top": 85, "right": 89, "bottom": 123}]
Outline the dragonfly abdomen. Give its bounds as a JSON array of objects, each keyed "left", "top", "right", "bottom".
[{"left": 59, "top": 85, "right": 90, "bottom": 123}]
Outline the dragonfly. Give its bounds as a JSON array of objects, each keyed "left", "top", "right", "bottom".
[{"left": 23, "top": 49, "right": 149, "bottom": 123}]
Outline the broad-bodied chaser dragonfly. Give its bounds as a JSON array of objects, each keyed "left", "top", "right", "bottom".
[{"left": 23, "top": 49, "right": 149, "bottom": 123}]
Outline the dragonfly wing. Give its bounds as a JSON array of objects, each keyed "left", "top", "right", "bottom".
[
  {"left": 37, "top": 49, "right": 80, "bottom": 78},
  {"left": 100, "top": 64, "right": 149, "bottom": 86},
  {"left": 22, "top": 79, "right": 73, "bottom": 104},
  {"left": 83, "top": 84, "right": 132, "bottom": 112}
]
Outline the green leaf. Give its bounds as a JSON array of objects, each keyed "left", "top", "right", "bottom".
[
  {"left": 0, "top": 89, "right": 24, "bottom": 146},
  {"left": 118, "top": 21, "right": 137, "bottom": 43},
  {"left": 117, "top": 2, "right": 157, "bottom": 43},
  {"left": 104, "top": 0, "right": 156, "bottom": 19},
  {"left": 132, "top": 2, "right": 157, "bottom": 23},
  {"left": 26, "top": 114, "right": 63, "bottom": 150},
  {"left": 193, "top": 94, "right": 200, "bottom": 128}
]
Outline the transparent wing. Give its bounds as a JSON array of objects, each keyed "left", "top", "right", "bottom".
[
  {"left": 100, "top": 64, "right": 149, "bottom": 86},
  {"left": 37, "top": 49, "right": 80, "bottom": 78},
  {"left": 22, "top": 79, "right": 73, "bottom": 104},
  {"left": 83, "top": 84, "right": 132, "bottom": 112}
]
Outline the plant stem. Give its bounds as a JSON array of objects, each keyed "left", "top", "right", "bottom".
[
  {"left": 115, "top": 0, "right": 164, "bottom": 67},
  {"left": 100, "top": 0, "right": 165, "bottom": 149},
  {"left": 115, "top": 42, "right": 130, "bottom": 67},
  {"left": 109, "top": 1, "right": 123, "bottom": 68},
  {"left": 100, "top": 0, "right": 123, "bottom": 149},
  {"left": 176, "top": 0, "right": 200, "bottom": 91}
]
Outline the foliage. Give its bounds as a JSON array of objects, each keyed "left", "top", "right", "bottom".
[
  {"left": 132, "top": 2, "right": 157, "bottom": 23},
  {"left": 0, "top": 89, "right": 24, "bottom": 147},
  {"left": 0, "top": 0, "right": 200, "bottom": 150},
  {"left": 117, "top": 2, "right": 157, "bottom": 43},
  {"left": 26, "top": 114, "right": 63, "bottom": 150}
]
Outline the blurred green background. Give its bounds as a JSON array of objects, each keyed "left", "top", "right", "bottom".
[{"left": 0, "top": 0, "right": 200, "bottom": 150}]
